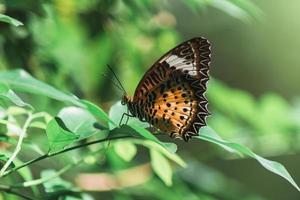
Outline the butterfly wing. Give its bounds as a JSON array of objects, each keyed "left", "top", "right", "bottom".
[{"left": 133, "top": 37, "right": 211, "bottom": 141}]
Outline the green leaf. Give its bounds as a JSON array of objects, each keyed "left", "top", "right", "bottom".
[
  {"left": 114, "top": 141, "right": 137, "bottom": 162},
  {"left": 0, "top": 84, "right": 32, "bottom": 109},
  {"left": 108, "top": 101, "right": 148, "bottom": 130},
  {"left": 133, "top": 139, "right": 186, "bottom": 168},
  {"left": 7, "top": 106, "right": 29, "bottom": 116},
  {"left": 81, "top": 99, "right": 114, "bottom": 126},
  {"left": 198, "top": 127, "right": 300, "bottom": 191},
  {"left": 58, "top": 106, "right": 98, "bottom": 139},
  {"left": 162, "top": 142, "right": 178, "bottom": 154},
  {"left": 0, "top": 69, "right": 83, "bottom": 107},
  {"left": 46, "top": 117, "right": 78, "bottom": 154},
  {"left": 41, "top": 169, "right": 73, "bottom": 193},
  {"left": 150, "top": 149, "right": 173, "bottom": 186},
  {"left": 61, "top": 196, "right": 82, "bottom": 200},
  {"left": 0, "top": 14, "right": 23, "bottom": 26},
  {"left": 0, "top": 154, "right": 9, "bottom": 162},
  {"left": 128, "top": 124, "right": 161, "bottom": 143},
  {"left": 0, "top": 135, "right": 9, "bottom": 142}
]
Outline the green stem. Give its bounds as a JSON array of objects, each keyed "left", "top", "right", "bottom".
[
  {"left": 0, "top": 184, "right": 36, "bottom": 200},
  {"left": 2, "top": 135, "right": 132, "bottom": 177},
  {"left": 0, "top": 112, "right": 33, "bottom": 176},
  {"left": 14, "top": 149, "right": 100, "bottom": 188}
]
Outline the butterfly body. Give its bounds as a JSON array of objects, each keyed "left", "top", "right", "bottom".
[{"left": 122, "top": 37, "right": 211, "bottom": 141}]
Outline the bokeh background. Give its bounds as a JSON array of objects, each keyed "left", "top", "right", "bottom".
[{"left": 1, "top": 0, "right": 300, "bottom": 199}]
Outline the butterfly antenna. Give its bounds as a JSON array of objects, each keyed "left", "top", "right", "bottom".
[
  {"left": 106, "top": 64, "right": 126, "bottom": 94},
  {"left": 102, "top": 72, "right": 124, "bottom": 92}
]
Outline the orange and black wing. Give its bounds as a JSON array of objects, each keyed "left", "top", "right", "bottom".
[{"left": 134, "top": 37, "right": 211, "bottom": 141}]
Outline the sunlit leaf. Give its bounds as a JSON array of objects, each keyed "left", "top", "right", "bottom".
[
  {"left": 162, "top": 142, "right": 177, "bottom": 154},
  {"left": 0, "top": 69, "right": 83, "bottom": 107},
  {"left": 6, "top": 115, "right": 22, "bottom": 136},
  {"left": 108, "top": 101, "right": 148, "bottom": 130},
  {"left": 46, "top": 117, "right": 78, "bottom": 154},
  {"left": 58, "top": 106, "right": 98, "bottom": 139},
  {"left": 128, "top": 124, "right": 160, "bottom": 143},
  {"left": 150, "top": 149, "right": 173, "bottom": 186},
  {"left": 0, "top": 84, "right": 32, "bottom": 109},
  {"left": 198, "top": 127, "right": 300, "bottom": 191},
  {"left": 81, "top": 100, "right": 114, "bottom": 126},
  {"left": 6, "top": 106, "right": 28, "bottom": 116},
  {"left": 133, "top": 139, "right": 186, "bottom": 168},
  {"left": 0, "top": 14, "right": 23, "bottom": 26},
  {"left": 114, "top": 141, "right": 137, "bottom": 162}
]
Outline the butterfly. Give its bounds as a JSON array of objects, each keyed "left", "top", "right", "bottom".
[{"left": 121, "top": 37, "right": 211, "bottom": 141}]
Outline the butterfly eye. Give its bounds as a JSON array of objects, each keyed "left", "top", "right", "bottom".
[
  {"left": 121, "top": 100, "right": 126, "bottom": 105},
  {"left": 121, "top": 95, "right": 127, "bottom": 105}
]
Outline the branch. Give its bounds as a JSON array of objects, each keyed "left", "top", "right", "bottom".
[
  {"left": 0, "top": 184, "right": 36, "bottom": 200},
  {"left": 0, "top": 113, "right": 33, "bottom": 176},
  {"left": 12, "top": 148, "right": 102, "bottom": 188},
  {"left": 2, "top": 135, "right": 132, "bottom": 177}
]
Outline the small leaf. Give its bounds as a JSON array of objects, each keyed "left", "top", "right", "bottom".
[
  {"left": 128, "top": 124, "right": 179, "bottom": 154},
  {"left": 0, "top": 135, "right": 9, "bottom": 142},
  {"left": 46, "top": 117, "right": 78, "bottom": 154},
  {"left": 129, "top": 124, "right": 161, "bottom": 143},
  {"left": 114, "top": 141, "right": 137, "bottom": 162},
  {"left": 81, "top": 100, "right": 113, "bottom": 126},
  {"left": 198, "top": 127, "right": 300, "bottom": 191},
  {"left": 150, "top": 149, "right": 173, "bottom": 186},
  {"left": 133, "top": 139, "right": 186, "bottom": 168},
  {"left": 162, "top": 142, "right": 178, "bottom": 154},
  {"left": 0, "top": 14, "right": 23, "bottom": 26},
  {"left": 108, "top": 101, "right": 148, "bottom": 130},
  {"left": 0, "top": 84, "right": 32, "bottom": 109},
  {"left": 41, "top": 169, "right": 73, "bottom": 193},
  {"left": 0, "top": 154, "right": 9, "bottom": 162},
  {"left": 58, "top": 107, "right": 98, "bottom": 139}
]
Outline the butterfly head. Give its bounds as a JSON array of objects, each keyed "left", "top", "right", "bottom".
[
  {"left": 121, "top": 94, "right": 132, "bottom": 106},
  {"left": 121, "top": 94, "right": 136, "bottom": 117}
]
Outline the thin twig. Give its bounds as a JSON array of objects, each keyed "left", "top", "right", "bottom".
[
  {"left": 2, "top": 135, "right": 132, "bottom": 177},
  {"left": 0, "top": 184, "right": 36, "bottom": 200},
  {"left": 0, "top": 112, "right": 33, "bottom": 176},
  {"left": 13, "top": 148, "right": 102, "bottom": 188}
]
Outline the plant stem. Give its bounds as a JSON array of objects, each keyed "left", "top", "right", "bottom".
[
  {"left": 0, "top": 184, "right": 36, "bottom": 200},
  {"left": 0, "top": 112, "right": 33, "bottom": 176},
  {"left": 13, "top": 148, "right": 102, "bottom": 188},
  {"left": 2, "top": 135, "right": 132, "bottom": 177}
]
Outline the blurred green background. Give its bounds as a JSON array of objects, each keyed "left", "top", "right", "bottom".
[{"left": 1, "top": 0, "right": 300, "bottom": 199}]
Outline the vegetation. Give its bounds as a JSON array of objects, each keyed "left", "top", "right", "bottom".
[{"left": 0, "top": 1, "right": 299, "bottom": 199}]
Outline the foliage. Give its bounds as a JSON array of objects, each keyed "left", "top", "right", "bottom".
[
  {"left": 0, "top": 14, "right": 23, "bottom": 26},
  {"left": 0, "top": 69, "right": 298, "bottom": 198},
  {"left": 0, "top": 0, "right": 299, "bottom": 200}
]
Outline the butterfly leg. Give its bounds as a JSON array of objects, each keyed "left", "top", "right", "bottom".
[{"left": 119, "top": 112, "right": 133, "bottom": 126}]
